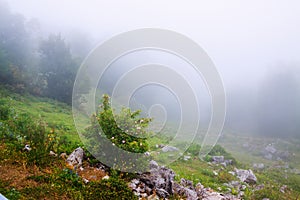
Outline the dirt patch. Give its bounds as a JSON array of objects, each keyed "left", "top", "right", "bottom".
[
  {"left": 0, "top": 163, "right": 38, "bottom": 190},
  {"left": 77, "top": 166, "right": 107, "bottom": 182}
]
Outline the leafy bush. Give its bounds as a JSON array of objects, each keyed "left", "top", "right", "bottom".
[
  {"left": 83, "top": 176, "right": 138, "bottom": 200},
  {"left": 0, "top": 99, "right": 12, "bottom": 120},
  {"left": 0, "top": 108, "right": 60, "bottom": 167},
  {"left": 85, "top": 94, "right": 152, "bottom": 171},
  {"left": 208, "top": 144, "right": 237, "bottom": 165},
  {"left": 96, "top": 94, "right": 150, "bottom": 153},
  {"left": 251, "top": 185, "right": 281, "bottom": 200},
  {"left": 186, "top": 143, "right": 202, "bottom": 156},
  {"left": 218, "top": 171, "right": 235, "bottom": 183}
]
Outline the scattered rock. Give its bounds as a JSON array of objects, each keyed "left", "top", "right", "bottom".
[
  {"left": 255, "top": 184, "right": 265, "bottom": 191},
  {"left": 213, "top": 171, "right": 218, "bottom": 176},
  {"left": 149, "top": 160, "right": 159, "bottom": 169},
  {"left": 264, "top": 153, "right": 273, "bottom": 160},
  {"left": 265, "top": 144, "right": 277, "bottom": 154},
  {"left": 129, "top": 160, "right": 240, "bottom": 200},
  {"left": 253, "top": 163, "right": 265, "bottom": 170},
  {"left": 228, "top": 171, "right": 235, "bottom": 176},
  {"left": 155, "top": 188, "right": 169, "bottom": 198},
  {"left": 60, "top": 153, "right": 67, "bottom": 159},
  {"left": 23, "top": 144, "right": 31, "bottom": 151},
  {"left": 83, "top": 178, "right": 89, "bottom": 184},
  {"left": 183, "top": 155, "right": 191, "bottom": 161},
  {"left": 235, "top": 168, "right": 257, "bottom": 184},
  {"left": 49, "top": 150, "right": 57, "bottom": 157},
  {"left": 156, "top": 144, "right": 165, "bottom": 148},
  {"left": 161, "top": 145, "right": 179, "bottom": 152},
  {"left": 240, "top": 185, "right": 247, "bottom": 191},
  {"left": 66, "top": 147, "right": 84, "bottom": 169},
  {"left": 144, "top": 151, "right": 151, "bottom": 156},
  {"left": 212, "top": 156, "right": 224, "bottom": 163},
  {"left": 280, "top": 185, "right": 287, "bottom": 193},
  {"left": 173, "top": 182, "right": 198, "bottom": 200}
]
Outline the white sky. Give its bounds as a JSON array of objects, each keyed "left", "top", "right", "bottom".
[{"left": 7, "top": 0, "right": 300, "bottom": 89}]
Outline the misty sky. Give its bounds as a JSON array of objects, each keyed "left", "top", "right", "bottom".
[
  {"left": 7, "top": 0, "right": 300, "bottom": 89},
  {"left": 3, "top": 1, "right": 300, "bottom": 137}
]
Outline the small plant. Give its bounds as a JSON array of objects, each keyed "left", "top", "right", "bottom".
[
  {"left": 0, "top": 109, "right": 60, "bottom": 167},
  {"left": 85, "top": 94, "right": 152, "bottom": 171},
  {"left": 83, "top": 176, "right": 138, "bottom": 200},
  {"left": 186, "top": 143, "right": 202, "bottom": 156},
  {"left": 208, "top": 145, "right": 237, "bottom": 165}
]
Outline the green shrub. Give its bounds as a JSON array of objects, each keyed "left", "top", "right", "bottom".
[
  {"left": 251, "top": 185, "right": 282, "bottom": 200},
  {"left": 208, "top": 145, "right": 237, "bottom": 165},
  {"left": 83, "top": 176, "right": 137, "bottom": 200},
  {"left": 0, "top": 110, "right": 60, "bottom": 167},
  {"left": 186, "top": 143, "right": 201, "bottom": 156},
  {"left": 84, "top": 94, "right": 152, "bottom": 171},
  {"left": 97, "top": 94, "right": 150, "bottom": 153},
  {"left": 0, "top": 99, "right": 12, "bottom": 121},
  {"left": 218, "top": 171, "right": 234, "bottom": 183}
]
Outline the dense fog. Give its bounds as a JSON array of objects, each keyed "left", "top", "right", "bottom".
[{"left": 1, "top": 0, "right": 299, "bottom": 138}]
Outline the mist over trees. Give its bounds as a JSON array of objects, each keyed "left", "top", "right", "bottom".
[
  {"left": 0, "top": 1, "right": 91, "bottom": 103},
  {"left": 0, "top": 0, "right": 299, "bottom": 138}
]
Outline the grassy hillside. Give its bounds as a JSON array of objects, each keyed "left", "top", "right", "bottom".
[
  {"left": 0, "top": 87, "right": 300, "bottom": 199},
  {"left": 0, "top": 86, "right": 87, "bottom": 144}
]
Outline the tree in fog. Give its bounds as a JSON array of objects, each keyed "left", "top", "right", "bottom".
[
  {"left": 39, "top": 34, "right": 78, "bottom": 103},
  {"left": 0, "top": 1, "right": 29, "bottom": 85}
]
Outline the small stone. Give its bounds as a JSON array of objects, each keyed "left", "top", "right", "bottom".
[
  {"left": 49, "top": 150, "right": 57, "bottom": 157},
  {"left": 183, "top": 155, "right": 191, "bottom": 161},
  {"left": 280, "top": 185, "right": 287, "bottom": 193},
  {"left": 212, "top": 156, "right": 224, "bottom": 163},
  {"left": 83, "top": 178, "right": 89, "bottom": 184},
  {"left": 149, "top": 160, "right": 159, "bottom": 169},
  {"left": 60, "top": 153, "right": 67, "bottom": 159},
  {"left": 23, "top": 144, "right": 31, "bottom": 151},
  {"left": 161, "top": 145, "right": 179, "bottom": 152}
]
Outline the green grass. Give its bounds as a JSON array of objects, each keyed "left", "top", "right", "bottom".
[
  {"left": 1, "top": 86, "right": 300, "bottom": 199},
  {"left": 0, "top": 86, "right": 88, "bottom": 143}
]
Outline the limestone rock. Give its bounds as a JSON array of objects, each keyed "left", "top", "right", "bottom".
[
  {"left": 235, "top": 168, "right": 257, "bottom": 184},
  {"left": 66, "top": 147, "right": 84, "bottom": 169}
]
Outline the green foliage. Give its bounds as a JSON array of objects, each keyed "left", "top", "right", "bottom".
[
  {"left": 25, "top": 169, "right": 137, "bottom": 200},
  {"left": 84, "top": 94, "right": 152, "bottom": 171},
  {"left": 186, "top": 143, "right": 202, "bottom": 156},
  {"left": 39, "top": 34, "right": 80, "bottom": 104},
  {"left": 0, "top": 179, "right": 20, "bottom": 200},
  {"left": 0, "top": 99, "right": 12, "bottom": 120},
  {"left": 83, "top": 176, "right": 138, "bottom": 200},
  {"left": 218, "top": 170, "right": 234, "bottom": 183},
  {"left": 0, "top": 3, "right": 90, "bottom": 103},
  {"left": 0, "top": 106, "right": 60, "bottom": 167},
  {"left": 251, "top": 185, "right": 282, "bottom": 200},
  {"left": 97, "top": 94, "right": 151, "bottom": 153},
  {"left": 208, "top": 144, "right": 237, "bottom": 165}
]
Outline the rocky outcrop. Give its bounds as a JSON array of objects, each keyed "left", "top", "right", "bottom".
[
  {"left": 235, "top": 168, "right": 257, "bottom": 184},
  {"left": 129, "top": 160, "right": 240, "bottom": 200},
  {"left": 212, "top": 156, "right": 224, "bottom": 163},
  {"left": 66, "top": 147, "right": 84, "bottom": 169},
  {"left": 211, "top": 156, "right": 233, "bottom": 168}
]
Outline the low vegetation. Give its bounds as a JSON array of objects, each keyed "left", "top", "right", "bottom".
[{"left": 0, "top": 88, "right": 299, "bottom": 199}]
